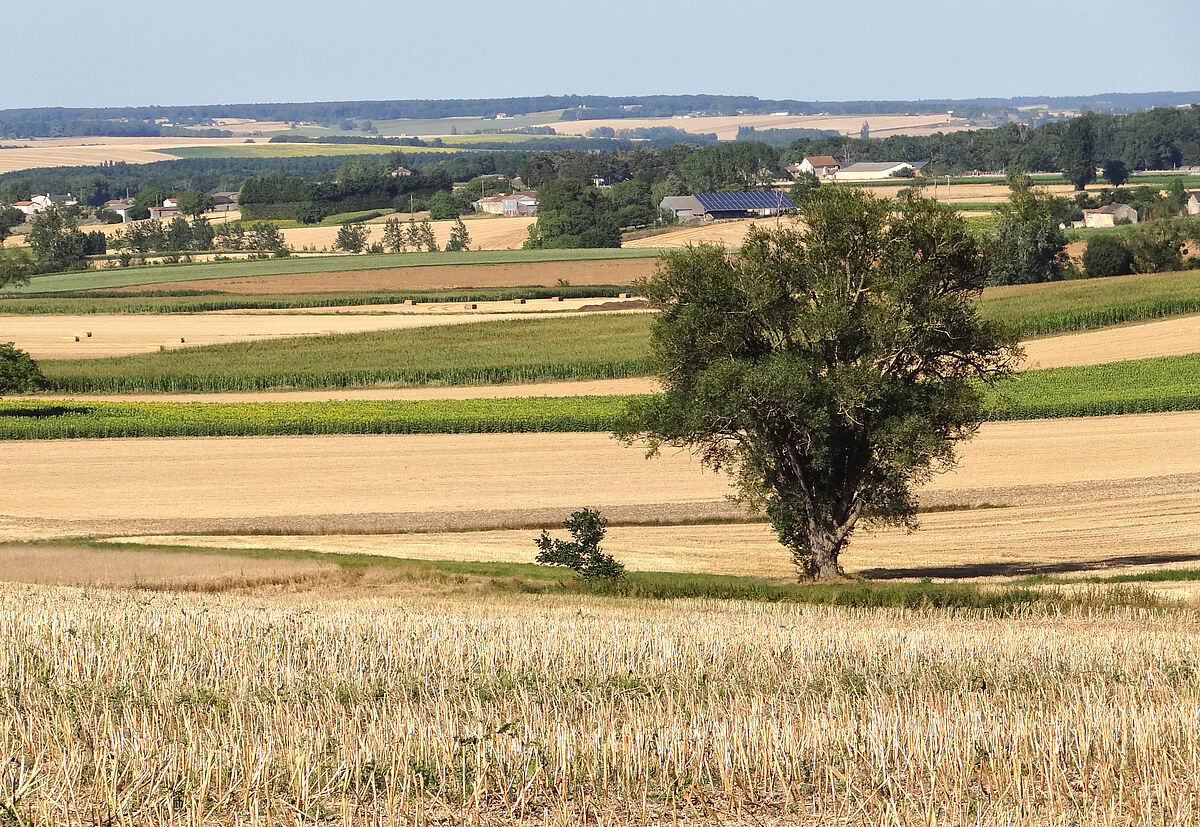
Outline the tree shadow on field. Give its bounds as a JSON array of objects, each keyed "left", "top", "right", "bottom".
[
  {"left": 0, "top": 405, "right": 91, "bottom": 418},
  {"left": 859, "top": 550, "right": 1200, "bottom": 581}
]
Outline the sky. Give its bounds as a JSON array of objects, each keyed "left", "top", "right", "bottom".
[{"left": 8, "top": 0, "right": 1200, "bottom": 109}]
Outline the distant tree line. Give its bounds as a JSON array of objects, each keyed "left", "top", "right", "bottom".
[{"left": 7, "top": 91, "right": 1199, "bottom": 138}]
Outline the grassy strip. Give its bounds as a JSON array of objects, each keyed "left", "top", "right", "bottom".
[
  {"left": 14, "top": 353, "right": 1200, "bottom": 437},
  {"left": 0, "top": 285, "right": 637, "bottom": 314},
  {"left": 66, "top": 541, "right": 1172, "bottom": 612},
  {"left": 2, "top": 248, "right": 663, "bottom": 293}
]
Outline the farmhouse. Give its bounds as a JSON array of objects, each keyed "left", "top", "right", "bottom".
[
  {"left": 104, "top": 199, "right": 137, "bottom": 222},
  {"left": 11, "top": 193, "right": 78, "bottom": 215},
  {"left": 211, "top": 192, "right": 238, "bottom": 212},
  {"left": 1082, "top": 203, "right": 1138, "bottom": 228},
  {"left": 149, "top": 204, "right": 180, "bottom": 220},
  {"left": 834, "top": 162, "right": 925, "bottom": 181},
  {"left": 473, "top": 190, "right": 538, "bottom": 217},
  {"left": 658, "top": 195, "right": 705, "bottom": 221},
  {"left": 1187, "top": 190, "right": 1200, "bottom": 216},
  {"left": 795, "top": 155, "right": 840, "bottom": 179},
  {"left": 691, "top": 192, "right": 795, "bottom": 220}
]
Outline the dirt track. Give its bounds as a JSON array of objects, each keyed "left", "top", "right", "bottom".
[
  {"left": 126, "top": 257, "right": 659, "bottom": 294},
  {"left": 4, "top": 411, "right": 1200, "bottom": 542}
]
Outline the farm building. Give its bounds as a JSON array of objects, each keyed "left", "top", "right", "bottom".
[
  {"left": 658, "top": 195, "right": 705, "bottom": 221},
  {"left": 11, "top": 193, "right": 77, "bottom": 215},
  {"left": 692, "top": 192, "right": 795, "bottom": 220},
  {"left": 833, "top": 162, "right": 925, "bottom": 181},
  {"left": 211, "top": 192, "right": 238, "bottom": 211},
  {"left": 104, "top": 199, "right": 137, "bottom": 222},
  {"left": 1187, "top": 190, "right": 1200, "bottom": 216},
  {"left": 796, "top": 155, "right": 840, "bottom": 179},
  {"left": 148, "top": 204, "right": 180, "bottom": 220},
  {"left": 473, "top": 190, "right": 538, "bottom": 217},
  {"left": 1082, "top": 203, "right": 1138, "bottom": 228}
]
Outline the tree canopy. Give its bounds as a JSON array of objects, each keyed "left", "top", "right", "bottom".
[{"left": 620, "top": 187, "right": 1019, "bottom": 579}]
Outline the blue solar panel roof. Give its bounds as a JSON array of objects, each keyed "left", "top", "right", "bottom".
[{"left": 694, "top": 192, "right": 795, "bottom": 211}]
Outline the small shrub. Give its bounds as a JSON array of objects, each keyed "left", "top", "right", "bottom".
[{"left": 534, "top": 508, "right": 625, "bottom": 581}]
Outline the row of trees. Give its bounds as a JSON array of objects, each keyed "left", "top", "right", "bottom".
[{"left": 333, "top": 217, "right": 471, "bottom": 254}]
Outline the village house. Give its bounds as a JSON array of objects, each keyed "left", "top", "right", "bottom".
[
  {"left": 473, "top": 190, "right": 538, "bottom": 217},
  {"left": 104, "top": 199, "right": 137, "bottom": 222},
  {"left": 1082, "top": 203, "right": 1138, "bottom": 228},
  {"left": 10, "top": 192, "right": 78, "bottom": 216},
  {"left": 148, "top": 204, "right": 180, "bottom": 220},
  {"left": 1186, "top": 189, "right": 1200, "bottom": 216},
  {"left": 793, "top": 155, "right": 840, "bottom": 179},
  {"left": 390, "top": 166, "right": 412, "bottom": 178},
  {"left": 833, "top": 162, "right": 925, "bottom": 181}
]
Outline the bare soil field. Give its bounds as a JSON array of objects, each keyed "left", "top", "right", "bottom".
[
  {"left": 127, "top": 256, "right": 659, "bottom": 293},
  {"left": 0, "top": 545, "right": 336, "bottom": 590},
  {"left": 623, "top": 219, "right": 774, "bottom": 249},
  {"left": 539, "top": 113, "right": 972, "bottom": 141},
  {"left": 0, "top": 136, "right": 247, "bottom": 174},
  {"left": 1020, "top": 313, "right": 1200, "bottom": 368},
  {"left": 4, "top": 411, "right": 1199, "bottom": 543},
  {"left": 3, "top": 300, "right": 642, "bottom": 359}
]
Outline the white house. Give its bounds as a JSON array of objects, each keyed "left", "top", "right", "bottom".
[
  {"left": 1082, "top": 203, "right": 1138, "bottom": 228},
  {"left": 1187, "top": 190, "right": 1200, "bottom": 216},
  {"left": 796, "top": 155, "right": 840, "bottom": 179},
  {"left": 833, "top": 162, "right": 923, "bottom": 181},
  {"left": 104, "top": 199, "right": 137, "bottom": 222},
  {"left": 474, "top": 190, "right": 538, "bottom": 217},
  {"left": 11, "top": 193, "right": 78, "bottom": 215}
]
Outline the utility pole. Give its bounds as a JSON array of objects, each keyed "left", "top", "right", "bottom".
[{"left": 946, "top": 175, "right": 951, "bottom": 206}]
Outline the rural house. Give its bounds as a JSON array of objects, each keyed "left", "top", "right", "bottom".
[
  {"left": 796, "top": 155, "right": 840, "bottom": 179},
  {"left": 149, "top": 204, "right": 180, "bottom": 220},
  {"left": 833, "top": 162, "right": 925, "bottom": 181},
  {"left": 658, "top": 195, "right": 705, "bottom": 221},
  {"left": 1187, "top": 189, "right": 1200, "bottom": 216},
  {"left": 11, "top": 192, "right": 78, "bottom": 215},
  {"left": 104, "top": 199, "right": 137, "bottom": 222},
  {"left": 390, "top": 166, "right": 412, "bottom": 177},
  {"left": 211, "top": 192, "right": 238, "bottom": 211},
  {"left": 1082, "top": 203, "right": 1138, "bottom": 228},
  {"left": 690, "top": 191, "right": 795, "bottom": 220},
  {"left": 473, "top": 190, "right": 538, "bottom": 217}
]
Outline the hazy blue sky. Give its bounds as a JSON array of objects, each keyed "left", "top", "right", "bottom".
[{"left": 10, "top": 0, "right": 1200, "bottom": 108}]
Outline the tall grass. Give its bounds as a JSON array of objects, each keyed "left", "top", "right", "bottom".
[{"left": 2, "top": 584, "right": 1199, "bottom": 824}]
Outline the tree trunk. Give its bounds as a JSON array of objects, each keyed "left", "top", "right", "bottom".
[{"left": 804, "top": 530, "right": 844, "bottom": 580}]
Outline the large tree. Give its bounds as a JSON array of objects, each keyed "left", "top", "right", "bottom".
[
  {"left": 26, "top": 205, "right": 89, "bottom": 273},
  {"left": 620, "top": 187, "right": 1018, "bottom": 579},
  {"left": 987, "top": 177, "right": 1070, "bottom": 285},
  {"left": 1059, "top": 114, "right": 1098, "bottom": 190}
]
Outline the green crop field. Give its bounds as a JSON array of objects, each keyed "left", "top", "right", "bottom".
[
  {"left": 10, "top": 353, "right": 1200, "bottom": 439},
  {"left": 980, "top": 269, "right": 1200, "bottom": 337},
  {"left": 154, "top": 144, "right": 461, "bottom": 160},
  {"left": 1, "top": 248, "right": 663, "bottom": 293},
  {"left": 30, "top": 269, "right": 1200, "bottom": 394},
  {"left": 0, "top": 396, "right": 635, "bottom": 440},
  {"left": 0, "top": 285, "right": 636, "bottom": 315},
  {"left": 39, "top": 314, "right": 652, "bottom": 393}
]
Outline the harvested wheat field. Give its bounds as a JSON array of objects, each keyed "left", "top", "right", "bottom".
[
  {"left": 3, "top": 584, "right": 1199, "bottom": 825},
  {"left": 0, "top": 136, "right": 246, "bottom": 174},
  {"left": 623, "top": 219, "right": 770, "bottom": 249},
  {"left": 4, "top": 411, "right": 1200, "bottom": 541},
  {"left": 2, "top": 301, "right": 642, "bottom": 360},
  {"left": 281, "top": 215, "right": 537, "bottom": 252},
  {"left": 540, "top": 112, "right": 972, "bottom": 141},
  {"left": 0, "top": 544, "right": 336, "bottom": 590},
  {"left": 127, "top": 255, "right": 660, "bottom": 293}
]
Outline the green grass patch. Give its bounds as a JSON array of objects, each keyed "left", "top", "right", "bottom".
[
  {"left": 2, "top": 248, "right": 663, "bottom": 293},
  {"left": 155, "top": 144, "right": 461, "bottom": 159},
  {"left": 46, "top": 540, "right": 1173, "bottom": 613}
]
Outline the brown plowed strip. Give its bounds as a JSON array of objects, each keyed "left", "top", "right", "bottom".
[{"left": 122, "top": 257, "right": 660, "bottom": 294}]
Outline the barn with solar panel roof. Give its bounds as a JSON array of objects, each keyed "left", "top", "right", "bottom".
[{"left": 692, "top": 191, "right": 794, "bottom": 219}]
